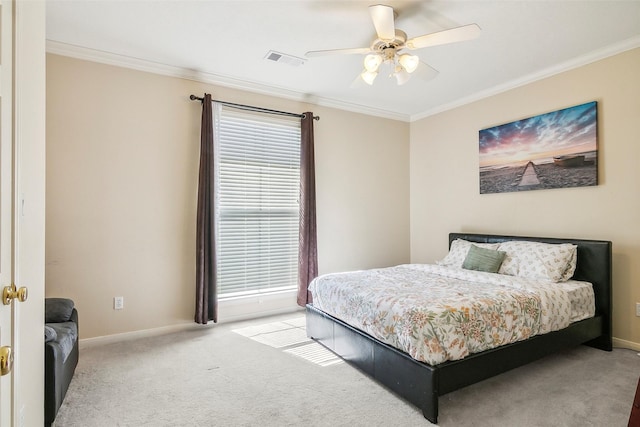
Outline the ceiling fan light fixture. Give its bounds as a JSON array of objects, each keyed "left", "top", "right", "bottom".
[
  {"left": 305, "top": 4, "right": 477, "bottom": 89},
  {"left": 363, "top": 54, "right": 383, "bottom": 72},
  {"left": 394, "top": 66, "right": 411, "bottom": 85},
  {"left": 398, "top": 54, "right": 420, "bottom": 73},
  {"left": 361, "top": 70, "right": 378, "bottom": 85}
]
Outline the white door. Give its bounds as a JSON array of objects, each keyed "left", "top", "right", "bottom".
[
  {"left": 13, "top": 1, "right": 47, "bottom": 425},
  {"left": 0, "top": 1, "right": 46, "bottom": 425},
  {"left": 0, "top": 0, "right": 16, "bottom": 424}
]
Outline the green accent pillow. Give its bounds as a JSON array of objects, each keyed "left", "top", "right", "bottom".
[{"left": 462, "top": 244, "right": 506, "bottom": 273}]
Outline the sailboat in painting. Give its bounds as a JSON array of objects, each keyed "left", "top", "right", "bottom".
[{"left": 553, "top": 155, "right": 586, "bottom": 167}]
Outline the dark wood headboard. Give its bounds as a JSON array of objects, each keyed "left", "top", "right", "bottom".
[{"left": 449, "top": 233, "right": 612, "bottom": 350}]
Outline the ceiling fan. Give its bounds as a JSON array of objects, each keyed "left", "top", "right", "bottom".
[{"left": 305, "top": 4, "right": 481, "bottom": 86}]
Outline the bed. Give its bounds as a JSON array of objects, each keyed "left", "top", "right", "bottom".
[{"left": 306, "top": 233, "right": 612, "bottom": 424}]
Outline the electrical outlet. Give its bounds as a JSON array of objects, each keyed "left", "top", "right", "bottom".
[
  {"left": 636, "top": 302, "right": 640, "bottom": 317},
  {"left": 114, "top": 296, "right": 124, "bottom": 310}
]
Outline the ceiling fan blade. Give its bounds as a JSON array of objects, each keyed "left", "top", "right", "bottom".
[
  {"left": 369, "top": 4, "right": 395, "bottom": 41},
  {"left": 414, "top": 61, "right": 439, "bottom": 81},
  {"left": 305, "top": 47, "right": 371, "bottom": 58},
  {"left": 406, "top": 23, "right": 481, "bottom": 50},
  {"left": 349, "top": 72, "right": 368, "bottom": 89}
]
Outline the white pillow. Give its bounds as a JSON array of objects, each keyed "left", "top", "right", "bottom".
[
  {"left": 437, "top": 239, "right": 501, "bottom": 268},
  {"left": 497, "top": 240, "right": 577, "bottom": 282}
]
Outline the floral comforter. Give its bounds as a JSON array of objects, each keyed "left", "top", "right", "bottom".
[{"left": 309, "top": 264, "right": 581, "bottom": 365}]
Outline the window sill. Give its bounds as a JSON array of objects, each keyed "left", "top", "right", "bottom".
[{"left": 217, "top": 289, "right": 300, "bottom": 324}]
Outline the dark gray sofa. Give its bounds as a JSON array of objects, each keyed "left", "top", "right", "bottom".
[{"left": 45, "top": 298, "right": 79, "bottom": 426}]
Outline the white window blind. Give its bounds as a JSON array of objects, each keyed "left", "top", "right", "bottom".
[{"left": 214, "top": 104, "right": 301, "bottom": 298}]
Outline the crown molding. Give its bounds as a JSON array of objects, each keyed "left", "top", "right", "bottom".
[
  {"left": 410, "top": 35, "right": 640, "bottom": 122},
  {"left": 46, "top": 36, "right": 640, "bottom": 124},
  {"left": 46, "top": 40, "right": 411, "bottom": 122}
]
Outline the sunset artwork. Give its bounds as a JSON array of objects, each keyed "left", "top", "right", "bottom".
[{"left": 479, "top": 101, "right": 598, "bottom": 194}]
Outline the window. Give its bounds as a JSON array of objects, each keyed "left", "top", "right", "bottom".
[{"left": 214, "top": 104, "right": 301, "bottom": 298}]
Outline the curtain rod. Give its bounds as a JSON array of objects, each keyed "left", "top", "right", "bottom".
[{"left": 189, "top": 95, "right": 319, "bottom": 121}]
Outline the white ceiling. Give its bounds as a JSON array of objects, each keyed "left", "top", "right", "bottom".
[{"left": 46, "top": 1, "right": 640, "bottom": 121}]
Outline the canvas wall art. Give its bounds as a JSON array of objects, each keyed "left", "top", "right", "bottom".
[{"left": 479, "top": 101, "right": 598, "bottom": 194}]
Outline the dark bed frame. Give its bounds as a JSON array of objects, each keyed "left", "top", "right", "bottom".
[{"left": 306, "top": 233, "right": 612, "bottom": 424}]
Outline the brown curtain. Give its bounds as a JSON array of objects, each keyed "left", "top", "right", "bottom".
[
  {"left": 297, "top": 112, "right": 318, "bottom": 306},
  {"left": 195, "top": 93, "right": 218, "bottom": 324}
]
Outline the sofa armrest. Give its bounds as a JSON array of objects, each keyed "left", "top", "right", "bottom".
[
  {"left": 44, "top": 333, "right": 79, "bottom": 425},
  {"left": 69, "top": 308, "right": 78, "bottom": 327},
  {"left": 44, "top": 304, "right": 79, "bottom": 426}
]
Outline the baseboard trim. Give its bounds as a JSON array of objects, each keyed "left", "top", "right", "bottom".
[
  {"left": 79, "top": 322, "right": 201, "bottom": 349},
  {"left": 613, "top": 337, "right": 640, "bottom": 352},
  {"left": 79, "top": 306, "right": 304, "bottom": 349},
  {"left": 82, "top": 311, "right": 632, "bottom": 352}
]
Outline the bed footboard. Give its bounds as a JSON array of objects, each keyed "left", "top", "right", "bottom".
[
  {"left": 306, "top": 304, "right": 440, "bottom": 423},
  {"left": 307, "top": 304, "right": 606, "bottom": 424}
]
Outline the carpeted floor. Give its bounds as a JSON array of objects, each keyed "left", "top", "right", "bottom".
[{"left": 54, "top": 312, "right": 639, "bottom": 426}]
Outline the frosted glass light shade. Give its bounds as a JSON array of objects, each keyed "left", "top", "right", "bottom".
[
  {"left": 364, "top": 54, "right": 383, "bottom": 72},
  {"left": 398, "top": 54, "right": 420, "bottom": 73},
  {"left": 394, "top": 67, "right": 410, "bottom": 85},
  {"left": 361, "top": 70, "right": 378, "bottom": 85}
]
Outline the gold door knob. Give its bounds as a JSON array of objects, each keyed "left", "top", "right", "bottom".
[
  {"left": 2, "top": 284, "right": 28, "bottom": 305},
  {"left": 0, "top": 346, "right": 12, "bottom": 376}
]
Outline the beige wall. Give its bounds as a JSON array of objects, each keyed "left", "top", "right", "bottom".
[
  {"left": 410, "top": 48, "right": 640, "bottom": 347},
  {"left": 46, "top": 54, "right": 410, "bottom": 339},
  {"left": 48, "top": 48, "right": 639, "bottom": 346}
]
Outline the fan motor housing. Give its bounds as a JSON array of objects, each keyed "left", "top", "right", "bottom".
[{"left": 371, "top": 29, "right": 407, "bottom": 52}]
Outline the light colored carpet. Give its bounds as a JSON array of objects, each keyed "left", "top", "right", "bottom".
[{"left": 54, "top": 312, "right": 639, "bottom": 426}]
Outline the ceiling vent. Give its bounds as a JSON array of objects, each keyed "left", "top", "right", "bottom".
[{"left": 264, "top": 50, "right": 305, "bottom": 67}]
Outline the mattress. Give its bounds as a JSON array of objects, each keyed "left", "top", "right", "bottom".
[
  {"left": 564, "top": 279, "right": 596, "bottom": 322},
  {"left": 309, "top": 264, "right": 595, "bottom": 365}
]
